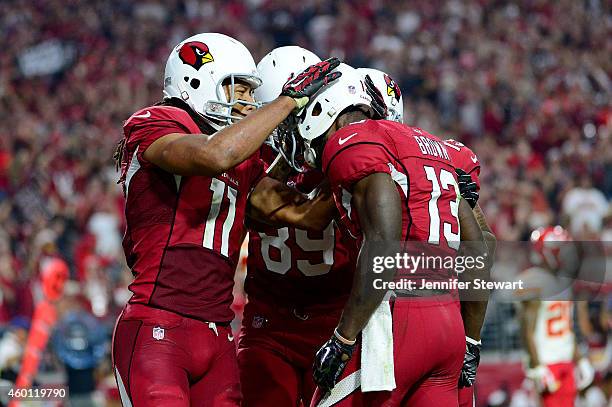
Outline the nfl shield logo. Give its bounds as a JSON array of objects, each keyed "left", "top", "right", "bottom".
[
  {"left": 153, "top": 326, "right": 165, "bottom": 340},
  {"left": 252, "top": 315, "right": 267, "bottom": 329}
]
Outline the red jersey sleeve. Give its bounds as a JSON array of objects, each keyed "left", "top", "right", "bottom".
[
  {"left": 443, "top": 139, "right": 481, "bottom": 192},
  {"left": 123, "top": 106, "right": 199, "bottom": 168},
  {"left": 323, "top": 123, "right": 392, "bottom": 191},
  {"left": 256, "top": 143, "right": 278, "bottom": 172},
  {"left": 246, "top": 154, "right": 266, "bottom": 191},
  {"left": 322, "top": 121, "right": 394, "bottom": 238}
]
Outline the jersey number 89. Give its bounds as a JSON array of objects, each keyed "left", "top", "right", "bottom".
[{"left": 259, "top": 224, "right": 335, "bottom": 277}]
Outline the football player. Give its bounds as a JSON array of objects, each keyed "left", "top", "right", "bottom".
[
  {"left": 294, "top": 64, "right": 490, "bottom": 406},
  {"left": 518, "top": 226, "right": 594, "bottom": 407},
  {"left": 237, "top": 51, "right": 407, "bottom": 407},
  {"left": 112, "top": 33, "right": 342, "bottom": 407},
  {"left": 238, "top": 45, "right": 355, "bottom": 407},
  {"left": 359, "top": 68, "right": 496, "bottom": 407},
  {"left": 443, "top": 138, "right": 496, "bottom": 407}
]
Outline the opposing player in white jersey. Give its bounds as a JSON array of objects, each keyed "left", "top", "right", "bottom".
[{"left": 518, "top": 226, "right": 594, "bottom": 407}]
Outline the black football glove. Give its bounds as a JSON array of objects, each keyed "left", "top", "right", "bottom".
[
  {"left": 455, "top": 168, "right": 479, "bottom": 209},
  {"left": 459, "top": 337, "right": 481, "bottom": 388},
  {"left": 364, "top": 74, "right": 387, "bottom": 120},
  {"left": 312, "top": 332, "right": 356, "bottom": 394},
  {"left": 281, "top": 57, "right": 342, "bottom": 111}
]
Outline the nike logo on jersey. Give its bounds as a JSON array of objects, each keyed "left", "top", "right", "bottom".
[
  {"left": 338, "top": 133, "right": 358, "bottom": 145},
  {"left": 471, "top": 155, "right": 478, "bottom": 163},
  {"left": 133, "top": 110, "right": 151, "bottom": 119}
]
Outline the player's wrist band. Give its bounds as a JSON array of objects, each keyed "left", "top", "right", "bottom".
[
  {"left": 334, "top": 328, "right": 357, "bottom": 345},
  {"left": 466, "top": 336, "right": 482, "bottom": 346}
]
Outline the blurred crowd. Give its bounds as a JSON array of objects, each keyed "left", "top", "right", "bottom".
[{"left": 0, "top": 0, "right": 609, "bottom": 405}]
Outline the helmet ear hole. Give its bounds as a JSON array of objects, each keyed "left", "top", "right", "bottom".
[
  {"left": 190, "top": 78, "right": 200, "bottom": 89},
  {"left": 312, "top": 102, "right": 322, "bottom": 117}
]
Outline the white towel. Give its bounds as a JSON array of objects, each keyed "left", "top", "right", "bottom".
[{"left": 361, "top": 300, "right": 396, "bottom": 392}]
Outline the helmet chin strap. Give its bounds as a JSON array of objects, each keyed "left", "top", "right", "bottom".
[
  {"left": 304, "top": 147, "right": 317, "bottom": 168},
  {"left": 175, "top": 80, "right": 193, "bottom": 107},
  {"left": 303, "top": 133, "right": 327, "bottom": 169}
]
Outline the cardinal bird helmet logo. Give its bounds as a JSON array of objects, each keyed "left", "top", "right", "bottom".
[
  {"left": 384, "top": 74, "right": 401, "bottom": 104},
  {"left": 178, "top": 41, "right": 214, "bottom": 70}
]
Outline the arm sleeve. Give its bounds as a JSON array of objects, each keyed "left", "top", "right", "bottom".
[
  {"left": 459, "top": 147, "right": 481, "bottom": 192},
  {"left": 468, "top": 165, "right": 481, "bottom": 192},
  {"left": 247, "top": 155, "right": 266, "bottom": 190},
  {"left": 325, "top": 143, "right": 392, "bottom": 192},
  {"left": 129, "top": 120, "right": 191, "bottom": 168},
  {"left": 325, "top": 143, "right": 393, "bottom": 238},
  {"left": 447, "top": 140, "right": 481, "bottom": 192}
]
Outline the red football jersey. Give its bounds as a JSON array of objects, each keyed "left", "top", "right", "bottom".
[
  {"left": 443, "top": 139, "right": 481, "bottom": 192},
  {"left": 245, "top": 151, "right": 356, "bottom": 310},
  {"left": 120, "top": 105, "right": 264, "bottom": 322},
  {"left": 322, "top": 119, "right": 461, "bottom": 281}
]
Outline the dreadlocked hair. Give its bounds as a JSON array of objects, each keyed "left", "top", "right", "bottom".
[{"left": 113, "top": 137, "right": 126, "bottom": 174}]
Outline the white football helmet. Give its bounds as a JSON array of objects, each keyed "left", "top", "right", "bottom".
[
  {"left": 255, "top": 46, "right": 321, "bottom": 104},
  {"left": 255, "top": 46, "right": 321, "bottom": 171},
  {"left": 297, "top": 63, "right": 373, "bottom": 167},
  {"left": 163, "top": 33, "right": 261, "bottom": 129},
  {"left": 357, "top": 68, "right": 404, "bottom": 123}
]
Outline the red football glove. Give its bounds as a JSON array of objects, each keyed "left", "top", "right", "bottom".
[{"left": 281, "top": 57, "right": 342, "bottom": 110}]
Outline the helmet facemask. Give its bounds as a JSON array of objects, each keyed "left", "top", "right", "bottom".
[
  {"left": 268, "top": 115, "right": 307, "bottom": 173},
  {"left": 204, "top": 73, "right": 262, "bottom": 127}
]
